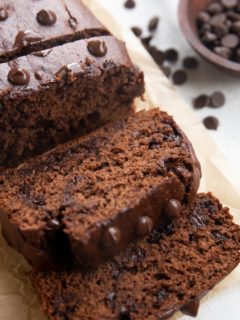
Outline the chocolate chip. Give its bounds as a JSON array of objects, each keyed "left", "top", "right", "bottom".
[
  {"left": 131, "top": 26, "right": 142, "bottom": 37},
  {"left": 101, "top": 227, "right": 121, "bottom": 248},
  {"left": 210, "top": 13, "right": 226, "bottom": 26},
  {"left": 221, "top": 33, "right": 239, "bottom": 48},
  {"left": 193, "top": 94, "right": 210, "bottom": 109},
  {"left": 136, "top": 216, "right": 153, "bottom": 237},
  {"left": 226, "top": 11, "right": 240, "bottom": 21},
  {"left": 124, "top": 0, "right": 135, "bottom": 9},
  {"left": 231, "top": 21, "right": 240, "bottom": 34},
  {"left": 172, "top": 70, "right": 187, "bottom": 85},
  {"left": 13, "top": 30, "right": 44, "bottom": 50},
  {"left": 164, "top": 199, "right": 182, "bottom": 221},
  {"left": 8, "top": 67, "right": 30, "bottom": 85},
  {"left": 55, "top": 63, "right": 84, "bottom": 81},
  {"left": 202, "top": 31, "right": 217, "bottom": 44},
  {"left": 149, "top": 46, "right": 165, "bottom": 66},
  {"left": 36, "top": 9, "right": 57, "bottom": 26},
  {"left": 221, "top": 0, "right": 238, "bottom": 9},
  {"left": 214, "top": 46, "right": 232, "bottom": 59},
  {"left": 183, "top": 56, "right": 199, "bottom": 69},
  {"left": 32, "top": 49, "right": 52, "bottom": 58},
  {"left": 164, "top": 48, "right": 179, "bottom": 63},
  {"left": 181, "top": 300, "right": 200, "bottom": 317},
  {"left": 210, "top": 91, "right": 225, "bottom": 108},
  {"left": 0, "top": 7, "right": 8, "bottom": 21},
  {"left": 141, "top": 35, "right": 153, "bottom": 48},
  {"left": 203, "top": 116, "right": 219, "bottom": 130},
  {"left": 46, "top": 218, "right": 61, "bottom": 230},
  {"left": 207, "top": 2, "right": 223, "bottom": 14},
  {"left": 197, "top": 11, "right": 211, "bottom": 25},
  {"left": 87, "top": 40, "right": 107, "bottom": 57},
  {"left": 34, "top": 71, "right": 42, "bottom": 80},
  {"left": 161, "top": 65, "right": 171, "bottom": 78},
  {"left": 213, "top": 23, "right": 228, "bottom": 37},
  {"left": 148, "top": 17, "right": 159, "bottom": 32}
]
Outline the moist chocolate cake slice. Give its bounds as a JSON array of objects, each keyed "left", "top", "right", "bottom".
[
  {"left": 0, "top": 36, "right": 144, "bottom": 167},
  {"left": 0, "top": 0, "right": 109, "bottom": 62},
  {"left": 32, "top": 193, "right": 240, "bottom": 320},
  {"left": 0, "top": 109, "right": 201, "bottom": 269}
]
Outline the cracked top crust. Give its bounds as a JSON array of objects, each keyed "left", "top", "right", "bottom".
[{"left": 0, "top": 0, "right": 109, "bottom": 62}]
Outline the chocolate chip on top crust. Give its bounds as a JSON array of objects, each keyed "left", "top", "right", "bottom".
[
  {"left": 87, "top": 40, "right": 107, "bottom": 57},
  {"left": 13, "top": 30, "right": 44, "bottom": 50},
  {"left": 37, "top": 9, "right": 57, "bottom": 26},
  {"left": 8, "top": 67, "right": 30, "bottom": 85},
  {"left": 136, "top": 216, "right": 153, "bottom": 237}
]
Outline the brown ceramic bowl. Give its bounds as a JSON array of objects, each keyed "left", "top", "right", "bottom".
[{"left": 178, "top": 0, "right": 240, "bottom": 77}]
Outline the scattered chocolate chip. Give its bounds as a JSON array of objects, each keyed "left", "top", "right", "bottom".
[
  {"left": 172, "top": 69, "right": 187, "bottom": 85},
  {"left": 46, "top": 218, "right": 61, "bottom": 230},
  {"left": 221, "top": 0, "right": 238, "bottom": 9},
  {"left": 8, "top": 67, "right": 30, "bottom": 85},
  {"left": 227, "top": 11, "right": 240, "bottom": 21},
  {"left": 0, "top": 7, "right": 8, "bottom": 21},
  {"left": 101, "top": 227, "right": 121, "bottom": 248},
  {"left": 149, "top": 46, "right": 165, "bottom": 66},
  {"left": 214, "top": 46, "right": 232, "bottom": 59},
  {"left": 141, "top": 35, "right": 153, "bottom": 48},
  {"left": 164, "top": 199, "right": 182, "bottom": 221},
  {"left": 32, "top": 49, "right": 52, "bottom": 58},
  {"left": 210, "top": 91, "right": 225, "bottom": 108},
  {"left": 183, "top": 56, "right": 199, "bottom": 69},
  {"left": 221, "top": 33, "right": 239, "bottom": 48},
  {"left": 136, "top": 216, "right": 153, "bottom": 237},
  {"left": 36, "top": 9, "right": 57, "bottom": 26},
  {"left": 13, "top": 30, "right": 44, "bottom": 50},
  {"left": 193, "top": 94, "right": 210, "bottom": 109},
  {"left": 87, "top": 40, "right": 107, "bottom": 57},
  {"left": 148, "top": 17, "right": 159, "bottom": 32},
  {"left": 181, "top": 299, "right": 200, "bottom": 317},
  {"left": 164, "top": 48, "right": 179, "bottom": 63},
  {"left": 124, "top": 0, "right": 135, "bottom": 9},
  {"left": 34, "top": 71, "right": 42, "bottom": 80},
  {"left": 203, "top": 116, "right": 219, "bottom": 130},
  {"left": 131, "top": 26, "right": 142, "bottom": 37},
  {"left": 161, "top": 65, "right": 171, "bottom": 78}
]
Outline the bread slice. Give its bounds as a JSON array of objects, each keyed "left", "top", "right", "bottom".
[
  {"left": 32, "top": 193, "right": 240, "bottom": 320},
  {"left": 0, "top": 109, "right": 201, "bottom": 269}
]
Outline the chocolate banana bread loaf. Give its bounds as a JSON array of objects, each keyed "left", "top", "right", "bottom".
[
  {"left": 0, "top": 35, "right": 144, "bottom": 167},
  {"left": 0, "top": 0, "right": 109, "bottom": 62},
  {"left": 32, "top": 193, "right": 240, "bottom": 320},
  {"left": 0, "top": 109, "right": 201, "bottom": 269}
]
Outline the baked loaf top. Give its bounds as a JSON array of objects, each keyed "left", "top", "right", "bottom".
[
  {"left": 0, "top": 109, "right": 200, "bottom": 268},
  {"left": 0, "top": 35, "right": 134, "bottom": 99},
  {"left": 0, "top": 0, "right": 109, "bottom": 62},
  {"left": 32, "top": 193, "right": 240, "bottom": 320}
]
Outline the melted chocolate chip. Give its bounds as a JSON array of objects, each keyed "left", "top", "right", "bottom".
[
  {"left": 181, "top": 299, "right": 200, "bottom": 317},
  {"left": 136, "top": 216, "right": 153, "bottom": 237},
  {"left": 55, "top": 63, "right": 84, "bottom": 80},
  {"left": 36, "top": 9, "right": 57, "bottom": 26},
  {"left": 164, "top": 199, "right": 182, "bottom": 221},
  {"left": 8, "top": 67, "right": 30, "bottom": 85},
  {"left": 0, "top": 7, "right": 8, "bottom": 21},
  {"left": 13, "top": 30, "right": 44, "bottom": 50},
  {"left": 87, "top": 40, "right": 107, "bottom": 57},
  {"left": 47, "top": 218, "right": 61, "bottom": 230},
  {"left": 101, "top": 227, "right": 121, "bottom": 248}
]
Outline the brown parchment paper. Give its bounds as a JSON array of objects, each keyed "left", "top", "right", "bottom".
[{"left": 0, "top": 1, "right": 239, "bottom": 319}]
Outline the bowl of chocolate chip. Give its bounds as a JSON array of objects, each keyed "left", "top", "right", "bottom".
[{"left": 179, "top": 0, "right": 240, "bottom": 76}]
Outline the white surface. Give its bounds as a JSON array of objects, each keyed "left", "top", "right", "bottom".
[{"left": 99, "top": 0, "right": 240, "bottom": 175}]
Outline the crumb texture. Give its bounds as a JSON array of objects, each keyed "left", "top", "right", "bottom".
[{"left": 32, "top": 193, "right": 240, "bottom": 320}]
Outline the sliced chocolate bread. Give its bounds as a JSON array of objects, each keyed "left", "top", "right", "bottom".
[
  {"left": 0, "top": 36, "right": 144, "bottom": 167},
  {"left": 0, "top": 0, "right": 109, "bottom": 62},
  {"left": 32, "top": 193, "right": 240, "bottom": 320},
  {"left": 0, "top": 109, "right": 201, "bottom": 269}
]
